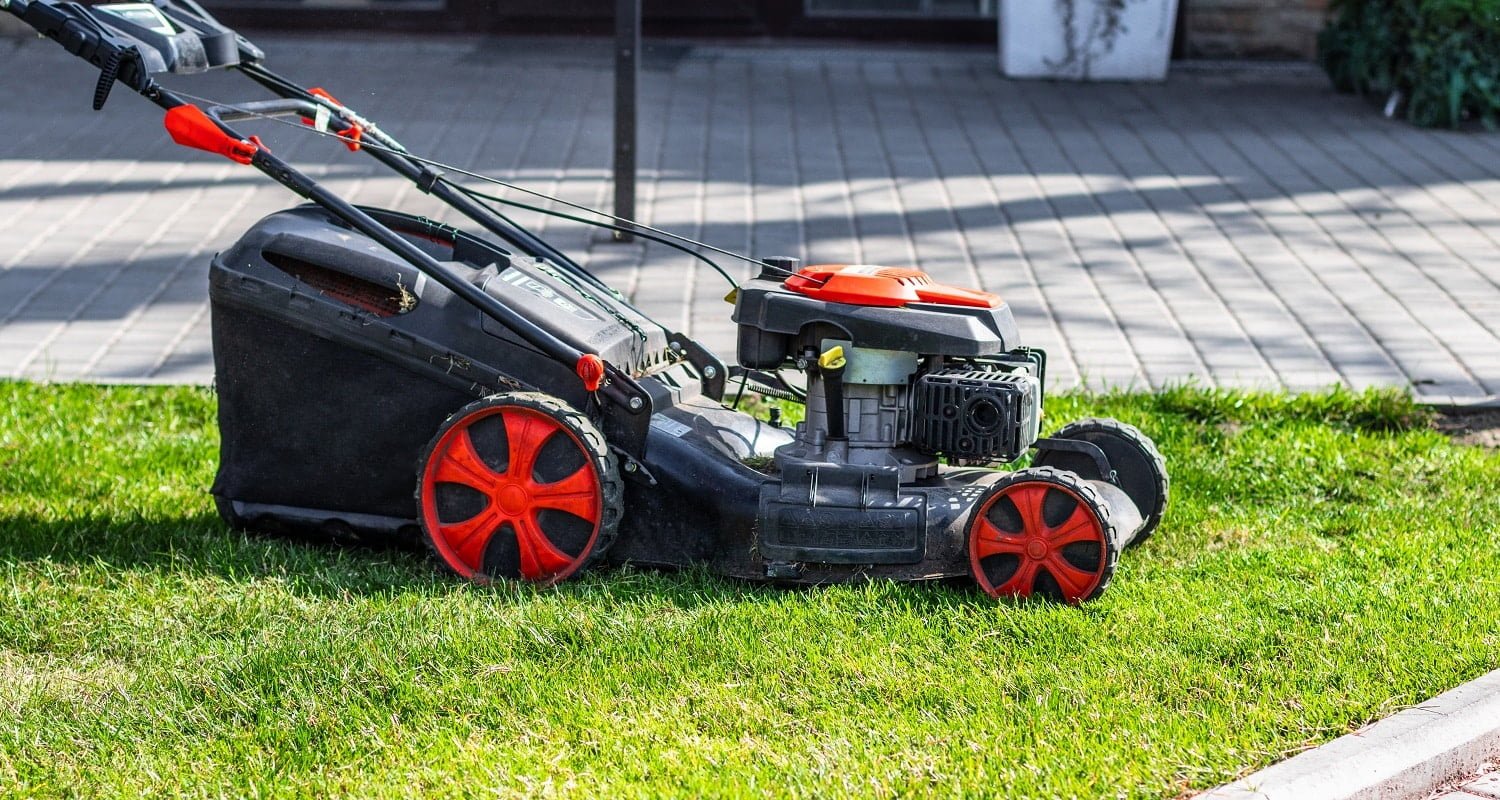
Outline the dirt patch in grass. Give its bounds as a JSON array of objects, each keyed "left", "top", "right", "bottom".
[
  {"left": 1436, "top": 408, "right": 1500, "bottom": 448},
  {"left": 0, "top": 650, "right": 133, "bottom": 707}
]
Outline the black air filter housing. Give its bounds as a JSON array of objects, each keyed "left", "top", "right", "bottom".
[{"left": 909, "top": 369, "right": 1040, "bottom": 461}]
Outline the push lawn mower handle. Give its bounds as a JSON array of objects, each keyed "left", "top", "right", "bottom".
[
  {"left": 4, "top": 0, "right": 657, "bottom": 429},
  {"left": 3, "top": 0, "right": 152, "bottom": 109},
  {"left": 238, "top": 140, "right": 655, "bottom": 419},
  {"left": 3, "top": 0, "right": 263, "bottom": 109}
]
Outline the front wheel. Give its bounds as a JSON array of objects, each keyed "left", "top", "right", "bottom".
[{"left": 966, "top": 467, "right": 1121, "bottom": 604}]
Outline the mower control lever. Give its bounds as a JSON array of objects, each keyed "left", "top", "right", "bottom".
[
  {"left": 207, "top": 98, "right": 365, "bottom": 152},
  {"left": 205, "top": 98, "right": 322, "bottom": 124}
]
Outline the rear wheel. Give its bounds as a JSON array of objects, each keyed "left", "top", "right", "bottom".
[
  {"left": 1034, "top": 417, "right": 1168, "bottom": 546},
  {"left": 416, "top": 393, "right": 622, "bottom": 585},
  {"left": 967, "top": 467, "right": 1120, "bottom": 604}
]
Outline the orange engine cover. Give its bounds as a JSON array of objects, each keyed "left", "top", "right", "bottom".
[{"left": 783, "top": 265, "right": 1001, "bottom": 309}]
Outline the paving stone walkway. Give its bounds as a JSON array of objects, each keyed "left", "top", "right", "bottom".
[
  {"left": 1434, "top": 761, "right": 1500, "bottom": 800},
  {"left": 2, "top": 34, "right": 1498, "bottom": 402}
]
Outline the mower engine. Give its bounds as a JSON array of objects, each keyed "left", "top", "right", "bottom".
[
  {"left": 736, "top": 261, "right": 1043, "bottom": 483},
  {"left": 715, "top": 260, "right": 1168, "bottom": 600}
]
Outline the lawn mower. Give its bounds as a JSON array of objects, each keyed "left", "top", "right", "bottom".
[{"left": 4, "top": 0, "right": 1169, "bottom": 602}]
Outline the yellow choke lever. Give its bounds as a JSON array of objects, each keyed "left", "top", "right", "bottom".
[{"left": 818, "top": 345, "right": 847, "bottom": 371}]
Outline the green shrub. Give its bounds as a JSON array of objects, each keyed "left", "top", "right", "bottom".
[{"left": 1319, "top": 0, "right": 1500, "bottom": 128}]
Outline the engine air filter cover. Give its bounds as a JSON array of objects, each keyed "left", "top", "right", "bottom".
[{"left": 910, "top": 369, "right": 1040, "bottom": 462}]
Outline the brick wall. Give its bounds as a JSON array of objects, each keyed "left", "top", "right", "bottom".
[{"left": 1183, "top": 0, "right": 1332, "bottom": 60}]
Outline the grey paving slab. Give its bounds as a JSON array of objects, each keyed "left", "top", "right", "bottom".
[
  {"left": 1456, "top": 769, "right": 1500, "bottom": 799},
  {"left": 1, "top": 34, "right": 1498, "bottom": 401}
]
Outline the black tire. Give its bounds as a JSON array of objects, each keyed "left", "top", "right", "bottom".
[
  {"left": 1034, "top": 417, "right": 1169, "bottom": 546},
  {"left": 967, "top": 466, "right": 1121, "bottom": 604},
  {"left": 415, "top": 392, "right": 623, "bottom": 585}
]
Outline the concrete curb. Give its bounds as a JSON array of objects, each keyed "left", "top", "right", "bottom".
[{"left": 1200, "top": 669, "right": 1500, "bottom": 800}]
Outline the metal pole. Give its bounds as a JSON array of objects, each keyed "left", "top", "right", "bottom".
[{"left": 613, "top": 0, "right": 639, "bottom": 242}]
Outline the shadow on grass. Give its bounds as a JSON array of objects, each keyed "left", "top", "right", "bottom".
[{"left": 0, "top": 510, "right": 990, "bottom": 612}]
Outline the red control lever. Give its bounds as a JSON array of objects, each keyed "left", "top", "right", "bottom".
[
  {"left": 303, "top": 87, "right": 363, "bottom": 152},
  {"left": 164, "top": 105, "right": 259, "bottom": 165}
]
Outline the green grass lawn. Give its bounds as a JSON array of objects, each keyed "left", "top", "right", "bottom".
[{"left": 1, "top": 381, "right": 1497, "bottom": 799}]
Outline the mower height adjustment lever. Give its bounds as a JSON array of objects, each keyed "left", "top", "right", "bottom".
[{"left": 668, "top": 333, "right": 728, "bottom": 401}]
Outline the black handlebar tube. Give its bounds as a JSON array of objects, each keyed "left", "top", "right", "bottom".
[
  {"left": 225, "top": 68, "right": 727, "bottom": 411},
  {"left": 234, "top": 63, "right": 619, "bottom": 300},
  {"left": 191, "top": 97, "right": 652, "bottom": 418},
  {"left": 201, "top": 97, "right": 621, "bottom": 333},
  {"left": 1, "top": 0, "right": 654, "bottom": 444}
]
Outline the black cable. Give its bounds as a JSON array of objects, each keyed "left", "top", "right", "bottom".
[
  {"left": 457, "top": 191, "right": 632, "bottom": 304},
  {"left": 451, "top": 183, "right": 743, "bottom": 290},
  {"left": 166, "top": 87, "right": 819, "bottom": 284},
  {"left": 731, "top": 370, "right": 750, "bottom": 411}
]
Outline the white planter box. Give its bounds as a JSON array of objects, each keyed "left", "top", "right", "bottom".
[{"left": 999, "top": 0, "right": 1180, "bottom": 82}]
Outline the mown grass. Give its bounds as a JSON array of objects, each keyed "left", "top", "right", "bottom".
[{"left": 0, "top": 381, "right": 1496, "bottom": 799}]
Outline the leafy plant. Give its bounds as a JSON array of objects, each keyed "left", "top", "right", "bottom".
[{"left": 1319, "top": 0, "right": 1500, "bottom": 128}]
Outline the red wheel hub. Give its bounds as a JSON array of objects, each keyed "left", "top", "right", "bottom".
[
  {"left": 497, "top": 485, "right": 529, "bottom": 515},
  {"left": 419, "top": 404, "right": 603, "bottom": 583},
  {"left": 968, "top": 481, "right": 1108, "bottom": 603}
]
